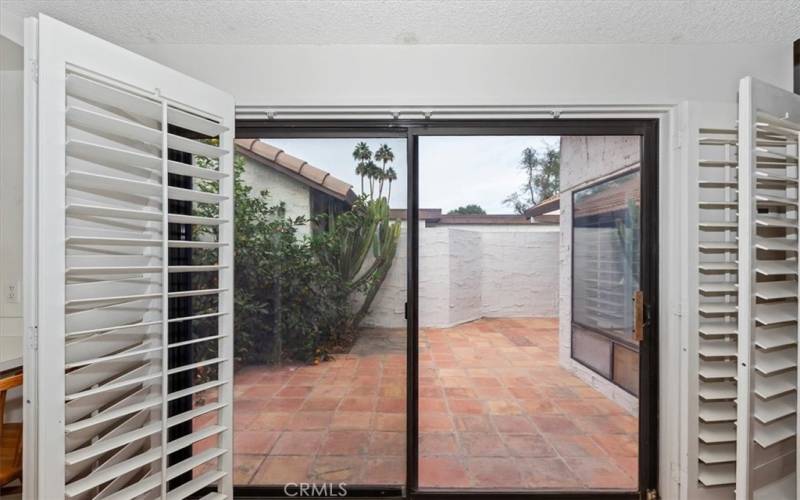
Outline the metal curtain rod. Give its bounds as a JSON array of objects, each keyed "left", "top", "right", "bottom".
[{"left": 235, "top": 104, "right": 672, "bottom": 121}]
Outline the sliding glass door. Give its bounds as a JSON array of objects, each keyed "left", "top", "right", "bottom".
[
  {"left": 415, "top": 134, "right": 641, "bottom": 492},
  {"left": 228, "top": 137, "right": 408, "bottom": 493}
]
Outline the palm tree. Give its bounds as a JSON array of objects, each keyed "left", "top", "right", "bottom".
[
  {"left": 352, "top": 142, "right": 372, "bottom": 195},
  {"left": 385, "top": 167, "right": 397, "bottom": 202},
  {"left": 374, "top": 144, "right": 395, "bottom": 198},
  {"left": 365, "top": 160, "right": 380, "bottom": 198},
  {"left": 375, "top": 167, "right": 386, "bottom": 199},
  {"left": 355, "top": 162, "right": 367, "bottom": 194}
]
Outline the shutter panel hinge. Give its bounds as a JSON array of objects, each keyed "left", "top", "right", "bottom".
[
  {"left": 645, "top": 488, "right": 658, "bottom": 500},
  {"left": 28, "top": 325, "right": 39, "bottom": 351},
  {"left": 30, "top": 59, "right": 39, "bottom": 84}
]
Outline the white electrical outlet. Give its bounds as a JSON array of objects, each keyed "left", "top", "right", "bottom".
[{"left": 7, "top": 282, "right": 20, "bottom": 303}]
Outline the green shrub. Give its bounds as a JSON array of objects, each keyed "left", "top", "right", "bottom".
[
  {"left": 194, "top": 151, "right": 400, "bottom": 367},
  {"left": 195, "top": 155, "right": 349, "bottom": 365}
]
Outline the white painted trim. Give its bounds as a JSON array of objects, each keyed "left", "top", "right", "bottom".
[
  {"left": 217, "top": 94, "right": 236, "bottom": 497},
  {"left": 159, "top": 98, "right": 170, "bottom": 500},
  {"left": 735, "top": 76, "right": 756, "bottom": 500},
  {"left": 22, "top": 15, "right": 38, "bottom": 500}
]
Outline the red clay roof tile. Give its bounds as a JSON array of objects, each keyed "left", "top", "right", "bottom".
[{"left": 234, "top": 139, "right": 355, "bottom": 202}]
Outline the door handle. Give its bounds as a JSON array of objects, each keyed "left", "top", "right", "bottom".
[{"left": 633, "top": 290, "right": 645, "bottom": 342}]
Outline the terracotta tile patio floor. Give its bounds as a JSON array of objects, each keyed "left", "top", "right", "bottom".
[{"left": 228, "top": 317, "right": 638, "bottom": 490}]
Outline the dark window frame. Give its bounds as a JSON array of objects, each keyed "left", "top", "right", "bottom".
[
  {"left": 793, "top": 38, "right": 799, "bottom": 95},
  {"left": 230, "top": 118, "right": 659, "bottom": 500}
]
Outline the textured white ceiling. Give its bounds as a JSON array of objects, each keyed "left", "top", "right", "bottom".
[{"left": 2, "top": 0, "right": 799, "bottom": 45}]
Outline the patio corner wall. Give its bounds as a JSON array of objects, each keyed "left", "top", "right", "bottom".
[
  {"left": 448, "top": 229, "right": 483, "bottom": 325},
  {"left": 362, "top": 222, "right": 559, "bottom": 329},
  {"left": 558, "top": 136, "right": 641, "bottom": 415},
  {"left": 480, "top": 229, "right": 559, "bottom": 319}
]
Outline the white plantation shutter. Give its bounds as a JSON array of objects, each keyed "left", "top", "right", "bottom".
[
  {"left": 687, "top": 102, "right": 740, "bottom": 496},
  {"left": 735, "top": 77, "right": 799, "bottom": 500},
  {"left": 26, "top": 14, "right": 233, "bottom": 499},
  {"left": 685, "top": 80, "right": 800, "bottom": 500}
]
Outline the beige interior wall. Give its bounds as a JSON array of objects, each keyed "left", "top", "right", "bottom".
[
  {"left": 0, "top": 36, "right": 24, "bottom": 424},
  {"left": 0, "top": 36, "right": 24, "bottom": 371}
]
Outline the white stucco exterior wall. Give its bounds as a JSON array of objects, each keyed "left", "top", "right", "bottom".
[
  {"left": 559, "top": 136, "right": 641, "bottom": 415},
  {"left": 417, "top": 225, "right": 452, "bottom": 328},
  {"left": 560, "top": 136, "right": 641, "bottom": 190},
  {"left": 481, "top": 230, "right": 560, "bottom": 319},
  {"left": 448, "top": 229, "right": 483, "bottom": 326},
  {"left": 362, "top": 222, "right": 560, "bottom": 329},
  {"left": 363, "top": 222, "right": 453, "bottom": 329},
  {"left": 239, "top": 155, "right": 312, "bottom": 236}
]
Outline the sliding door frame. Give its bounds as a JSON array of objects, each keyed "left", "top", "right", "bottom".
[{"left": 235, "top": 118, "right": 659, "bottom": 500}]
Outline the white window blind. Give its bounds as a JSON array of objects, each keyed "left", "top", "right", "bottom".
[{"left": 26, "top": 14, "right": 234, "bottom": 499}]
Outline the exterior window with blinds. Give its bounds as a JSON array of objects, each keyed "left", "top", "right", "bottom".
[{"left": 571, "top": 170, "right": 641, "bottom": 395}]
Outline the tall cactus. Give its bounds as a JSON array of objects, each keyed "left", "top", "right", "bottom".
[
  {"left": 316, "top": 199, "right": 378, "bottom": 284},
  {"left": 314, "top": 196, "right": 401, "bottom": 331}
]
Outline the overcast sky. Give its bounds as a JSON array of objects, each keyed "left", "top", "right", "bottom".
[{"left": 262, "top": 136, "right": 559, "bottom": 214}]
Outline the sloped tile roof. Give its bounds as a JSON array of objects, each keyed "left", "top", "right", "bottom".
[
  {"left": 524, "top": 194, "right": 561, "bottom": 218},
  {"left": 234, "top": 139, "right": 356, "bottom": 203},
  {"left": 573, "top": 174, "right": 640, "bottom": 218}
]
